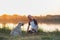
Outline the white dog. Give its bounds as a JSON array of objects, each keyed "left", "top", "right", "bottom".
[{"left": 10, "top": 22, "right": 24, "bottom": 36}]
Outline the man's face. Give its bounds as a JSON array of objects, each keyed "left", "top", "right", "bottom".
[{"left": 28, "top": 16, "right": 33, "bottom": 21}]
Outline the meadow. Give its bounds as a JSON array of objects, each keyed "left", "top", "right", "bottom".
[{"left": 0, "top": 27, "right": 60, "bottom": 40}]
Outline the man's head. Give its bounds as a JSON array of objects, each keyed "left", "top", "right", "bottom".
[{"left": 28, "top": 15, "right": 33, "bottom": 21}]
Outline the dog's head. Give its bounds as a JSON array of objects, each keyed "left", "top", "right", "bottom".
[{"left": 18, "top": 22, "right": 24, "bottom": 26}]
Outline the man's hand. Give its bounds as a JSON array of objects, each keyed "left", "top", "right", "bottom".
[{"left": 27, "top": 25, "right": 30, "bottom": 32}]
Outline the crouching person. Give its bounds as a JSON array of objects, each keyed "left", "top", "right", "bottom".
[
  {"left": 10, "top": 22, "right": 24, "bottom": 36},
  {"left": 27, "top": 15, "right": 38, "bottom": 33}
]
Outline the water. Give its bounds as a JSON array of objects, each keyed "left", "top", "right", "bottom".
[
  {"left": 38, "top": 23, "right": 60, "bottom": 32},
  {"left": 0, "top": 23, "right": 60, "bottom": 32}
]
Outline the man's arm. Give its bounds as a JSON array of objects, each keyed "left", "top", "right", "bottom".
[
  {"left": 27, "top": 22, "right": 30, "bottom": 32},
  {"left": 33, "top": 19, "right": 38, "bottom": 25},
  {"left": 27, "top": 25, "right": 30, "bottom": 32}
]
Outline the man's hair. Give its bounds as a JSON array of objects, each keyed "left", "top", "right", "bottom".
[{"left": 28, "top": 15, "right": 32, "bottom": 18}]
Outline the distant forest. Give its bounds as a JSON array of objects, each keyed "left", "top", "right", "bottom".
[{"left": 0, "top": 14, "right": 60, "bottom": 24}]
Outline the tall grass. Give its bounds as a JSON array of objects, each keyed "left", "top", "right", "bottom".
[
  {"left": 0, "top": 27, "right": 60, "bottom": 40},
  {"left": 0, "top": 27, "right": 11, "bottom": 35}
]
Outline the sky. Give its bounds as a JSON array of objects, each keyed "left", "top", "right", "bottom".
[{"left": 0, "top": 0, "right": 60, "bottom": 16}]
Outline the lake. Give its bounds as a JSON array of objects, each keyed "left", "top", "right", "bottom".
[{"left": 0, "top": 23, "right": 60, "bottom": 32}]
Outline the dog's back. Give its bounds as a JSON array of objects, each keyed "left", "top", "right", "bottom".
[{"left": 10, "top": 23, "right": 23, "bottom": 36}]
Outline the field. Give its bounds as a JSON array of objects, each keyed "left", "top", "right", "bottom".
[{"left": 0, "top": 27, "right": 60, "bottom": 40}]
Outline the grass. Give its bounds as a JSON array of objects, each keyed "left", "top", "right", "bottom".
[{"left": 0, "top": 27, "right": 60, "bottom": 40}]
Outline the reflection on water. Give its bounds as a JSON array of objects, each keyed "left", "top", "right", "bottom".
[
  {"left": 0, "top": 24, "right": 3, "bottom": 28},
  {"left": 38, "top": 23, "right": 60, "bottom": 32},
  {"left": 0, "top": 23, "right": 60, "bottom": 32}
]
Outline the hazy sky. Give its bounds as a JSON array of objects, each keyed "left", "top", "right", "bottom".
[{"left": 0, "top": 0, "right": 60, "bottom": 16}]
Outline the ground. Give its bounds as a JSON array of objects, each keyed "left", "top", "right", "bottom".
[
  {"left": 0, "top": 31, "right": 60, "bottom": 40},
  {"left": 0, "top": 28, "right": 60, "bottom": 40}
]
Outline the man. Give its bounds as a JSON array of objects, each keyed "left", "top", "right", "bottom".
[{"left": 27, "top": 15, "right": 38, "bottom": 33}]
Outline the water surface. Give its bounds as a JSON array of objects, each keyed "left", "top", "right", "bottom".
[{"left": 0, "top": 23, "right": 60, "bottom": 32}]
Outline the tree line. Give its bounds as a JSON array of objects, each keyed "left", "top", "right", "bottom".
[{"left": 0, "top": 14, "right": 60, "bottom": 24}]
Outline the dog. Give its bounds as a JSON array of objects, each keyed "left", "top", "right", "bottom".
[{"left": 10, "top": 22, "right": 24, "bottom": 36}]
